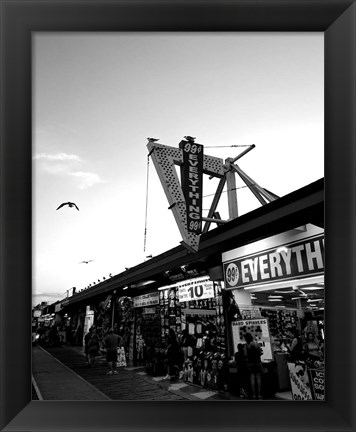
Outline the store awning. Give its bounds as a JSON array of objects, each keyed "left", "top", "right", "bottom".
[{"left": 61, "top": 178, "right": 324, "bottom": 307}]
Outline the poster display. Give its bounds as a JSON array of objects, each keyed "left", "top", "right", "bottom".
[
  {"left": 287, "top": 362, "right": 313, "bottom": 400},
  {"left": 231, "top": 318, "right": 273, "bottom": 361},
  {"left": 133, "top": 292, "right": 159, "bottom": 308}
]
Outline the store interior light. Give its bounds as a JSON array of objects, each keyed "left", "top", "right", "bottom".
[
  {"left": 268, "top": 298, "right": 283, "bottom": 302},
  {"left": 123, "top": 286, "right": 129, "bottom": 290},
  {"left": 268, "top": 295, "right": 283, "bottom": 298},
  {"left": 244, "top": 275, "right": 324, "bottom": 292},
  {"left": 132, "top": 280, "right": 156, "bottom": 288},
  {"left": 276, "top": 246, "right": 288, "bottom": 254},
  {"left": 299, "top": 286, "right": 324, "bottom": 290}
]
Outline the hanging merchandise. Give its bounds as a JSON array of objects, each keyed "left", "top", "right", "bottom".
[
  {"left": 260, "top": 307, "right": 299, "bottom": 342},
  {"left": 188, "top": 323, "right": 195, "bottom": 335},
  {"left": 141, "top": 278, "right": 228, "bottom": 391},
  {"left": 117, "top": 346, "right": 127, "bottom": 367}
]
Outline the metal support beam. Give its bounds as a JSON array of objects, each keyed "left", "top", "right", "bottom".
[
  {"left": 230, "top": 144, "right": 255, "bottom": 164},
  {"left": 202, "top": 217, "right": 228, "bottom": 224},
  {"left": 232, "top": 165, "right": 273, "bottom": 206},
  {"left": 225, "top": 158, "right": 239, "bottom": 219},
  {"left": 202, "top": 176, "right": 226, "bottom": 233}
]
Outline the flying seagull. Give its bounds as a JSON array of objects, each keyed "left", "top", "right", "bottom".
[
  {"left": 56, "top": 202, "right": 79, "bottom": 211},
  {"left": 147, "top": 137, "right": 159, "bottom": 142},
  {"left": 184, "top": 136, "right": 196, "bottom": 142},
  {"left": 79, "top": 260, "right": 94, "bottom": 264}
]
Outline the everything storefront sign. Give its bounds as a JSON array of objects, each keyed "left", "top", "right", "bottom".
[
  {"left": 223, "top": 234, "right": 324, "bottom": 289},
  {"left": 133, "top": 292, "right": 159, "bottom": 308}
]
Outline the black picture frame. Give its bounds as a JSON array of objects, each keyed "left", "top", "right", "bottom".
[{"left": 1, "top": 1, "right": 355, "bottom": 431}]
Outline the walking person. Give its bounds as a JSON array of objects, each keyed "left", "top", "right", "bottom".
[
  {"left": 103, "top": 328, "right": 122, "bottom": 375},
  {"left": 288, "top": 329, "right": 305, "bottom": 362},
  {"left": 84, "top": 327, "right": 92, "bottom": 366},
  {"left": 166, "top": 329, "right": 180, "bottom": 381},
  {"left": 180, "top": 328, "right": 190, "bottom": 362},
  {"left": 234, "top": 343, "right": 249, "bottom": 398},
  {"left": 304, "top": 331, "right": 321, "bottom": 363},
  {"left": 87, "top": 327, "right": 100, "bottom": 367},
  {"left": 244, "top": 332, "right": 263, "bottom": 399}
]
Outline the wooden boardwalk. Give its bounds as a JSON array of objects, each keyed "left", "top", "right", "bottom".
[{"left": 35, "top": 345, "right": 187, "bottom": 401}]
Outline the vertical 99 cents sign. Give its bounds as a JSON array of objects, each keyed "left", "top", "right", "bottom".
[{"left": 179, "top": 140, "right": 204, "bottom": 234}]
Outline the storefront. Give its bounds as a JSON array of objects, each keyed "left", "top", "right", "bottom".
[
  {"left": 222, "top": 223, "right": 324, "bottom": 400},
  {"left": 56, "top": 179, "right": 323, "bottom": 398},
  {"left": 132, "top": 276, "right": 231, "bottom": 390}
]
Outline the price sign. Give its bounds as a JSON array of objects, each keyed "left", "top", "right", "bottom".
[
  {"left": 178, "top": 280, "right": 214, "bottom": 302},
  {"left": 309, "top": 369, "right": 325, "bottom": 400}
]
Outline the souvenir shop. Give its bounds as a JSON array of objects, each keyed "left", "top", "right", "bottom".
[
  {"left": 132, "top": 276, "right": 231, "bottom": 390},
  {"left": 222, "top": 223, "right": 325, "bottom": 400}
]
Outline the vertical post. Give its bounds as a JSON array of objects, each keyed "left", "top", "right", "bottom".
[{"left": 111, "top": 292, "right": 116, "bottom": 329}]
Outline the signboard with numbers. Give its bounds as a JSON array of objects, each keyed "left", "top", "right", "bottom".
[
  {"left": 179, "top": 140, "right": 204, "bottom": 234},
  {"left": 178, "top": 279, "right": 215, "bottom": 302},
  {"left": 223, "top": 234, "right": 324, "bottom": 289},
  {"left": 308, "top": 368, "right": 325, "bottom": 400}
]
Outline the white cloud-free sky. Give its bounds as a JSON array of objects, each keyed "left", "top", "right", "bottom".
[{"left": 32, "top": 32, "right": 324, "bottom": 306}]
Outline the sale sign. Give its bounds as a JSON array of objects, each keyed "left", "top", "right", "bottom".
[{"left": 178, "top": 279, "right": 215, "bottom": 302}]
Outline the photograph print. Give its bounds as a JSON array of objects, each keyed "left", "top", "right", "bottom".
[{"left": 32, "top": 31, "right": 324, "bottom": 402}]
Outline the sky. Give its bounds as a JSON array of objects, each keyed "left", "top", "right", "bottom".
[{"left": 32, "top": 32, "right": 324, "bottom": 306}]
